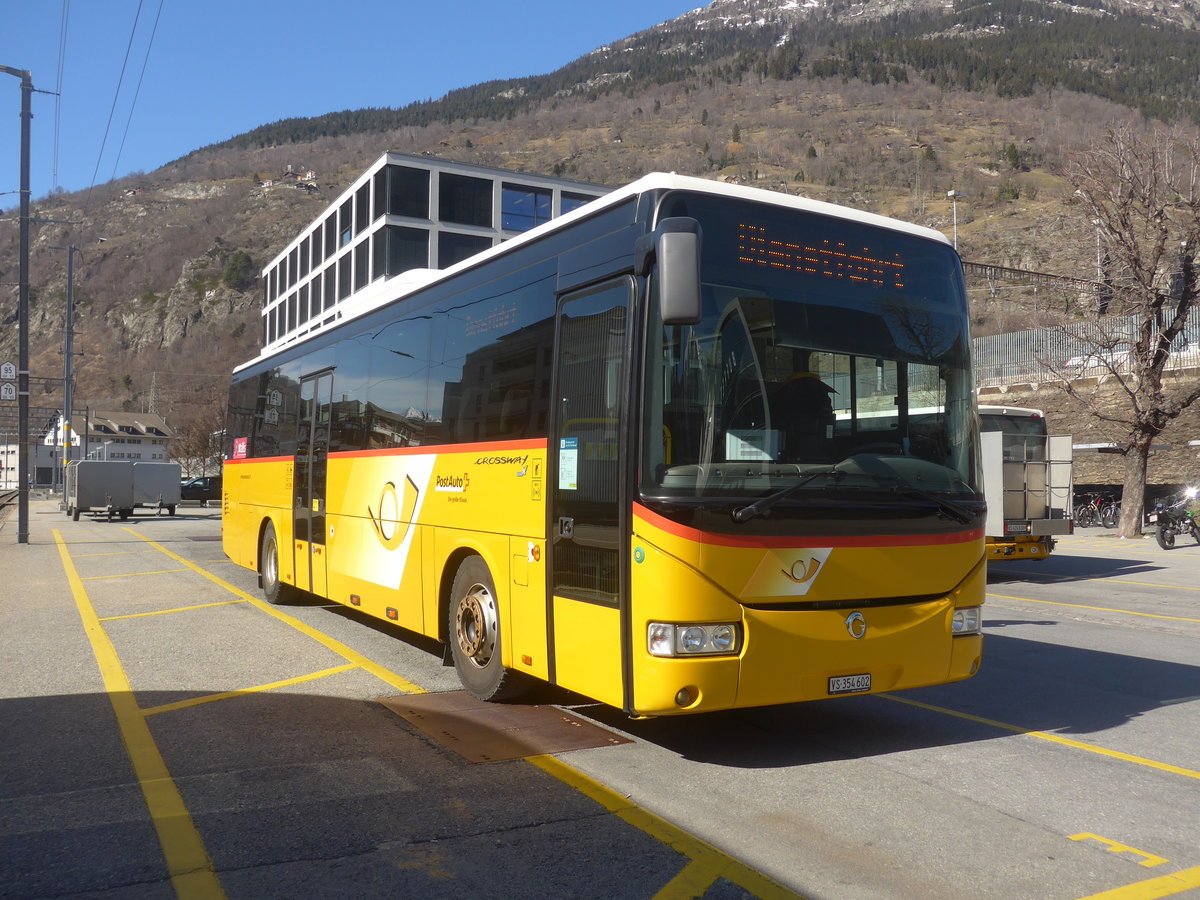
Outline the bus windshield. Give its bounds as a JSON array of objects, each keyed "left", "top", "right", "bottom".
[{"left": 640, "top": 192, "right": 980, "bottom": 529}]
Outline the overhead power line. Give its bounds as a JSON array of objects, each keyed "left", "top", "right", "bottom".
[
  {"left": 110, "top": 0, "right": 165, "bottom": 183},
  {"left": 86, "top": 0, "right": 146, "bottom": 195},
  {"left": 52, "top": 0, "right": 70, "bottom": 190}
]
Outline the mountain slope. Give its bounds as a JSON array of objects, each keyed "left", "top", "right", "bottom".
[{"left": 203, "top": 0, "right": 1200, "bottom": 155}]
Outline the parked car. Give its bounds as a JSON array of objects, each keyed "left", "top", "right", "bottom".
[{"left": 180, "top": 475, "right": 222, "bottom": 502}]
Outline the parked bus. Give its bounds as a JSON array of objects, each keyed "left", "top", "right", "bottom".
[
  {"left": 223, "top": 173, "right": 985, "bottom": 716},
  {"left": 978, "top": 405, "right": 1073, "bottom": 560}
]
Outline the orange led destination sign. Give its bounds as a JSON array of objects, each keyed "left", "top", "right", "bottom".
[{"left": 736, "top": 222, "right": 906, "bottom": 289}]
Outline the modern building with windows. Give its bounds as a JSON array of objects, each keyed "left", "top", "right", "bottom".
[{"left": 260, "top": 153, "right": 609, "bottom": 354}]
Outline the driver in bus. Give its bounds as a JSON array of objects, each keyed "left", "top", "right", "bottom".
[{"left": 775, "top": 371, "right": 836, "bottom": 462}]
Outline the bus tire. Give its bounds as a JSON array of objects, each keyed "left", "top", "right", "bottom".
[
  {"left": 448, "top": 556, "right": 528, "bottom": 702},
  {"left": 260, "top": 521, "right": 300, "bottom": 605}
]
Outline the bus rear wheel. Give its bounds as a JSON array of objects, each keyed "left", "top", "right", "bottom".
[
  {"left": 448, "top": 556, "right": 528, "bottom": 702},
  {"left": 260, "top": 522, "right": 300, "bottom": 604}
]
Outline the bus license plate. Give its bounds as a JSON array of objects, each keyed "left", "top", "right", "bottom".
[{"left": 829, "top": 674, "right": 871, "bottom": 694}]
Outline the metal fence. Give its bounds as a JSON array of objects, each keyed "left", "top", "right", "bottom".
[{"left": 973, "top": 311, "right": 1200, "bottom": 386}]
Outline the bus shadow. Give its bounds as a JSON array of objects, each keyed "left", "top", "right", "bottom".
[
  {"left": 0, "top": 688, "right": 660, "bottom": 898},
  {"left": 576, "top": 631, "right": 1200, "bottom": 769},
  {"left": 986, "top": 555, "right": 1160, "bottom": 582}
]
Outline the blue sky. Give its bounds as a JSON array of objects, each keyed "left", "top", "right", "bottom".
[{"left": 2, "top": 0, "right": 701, "bottom": 203}]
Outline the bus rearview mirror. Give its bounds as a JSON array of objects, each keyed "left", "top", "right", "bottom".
[{"left": 655, "top": 218, "right": 702, "bottom": 325}]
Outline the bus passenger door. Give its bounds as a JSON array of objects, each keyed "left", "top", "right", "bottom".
[
  {"left": 548, "top": 279, "right": 633, "bottom": 711},
  {"left": 294, "top": 370, "right": 333, "bottom": 596}
]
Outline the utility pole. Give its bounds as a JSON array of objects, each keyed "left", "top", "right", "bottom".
[
  {"left": 64, "top": 246, "right": 77, "bottom": 474},
  {"left": 947, "top": 189, "right": 960, "bottom": 251},
  {"left": 1, "top": 64, "right": 33, "bottom": 544}
]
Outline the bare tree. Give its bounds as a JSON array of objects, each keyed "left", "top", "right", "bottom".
[
  {"left": 170, "top": 390, "right": 227, "bottom": 477},
  {"left": 1061, "top": 124, "right": 1200, "bottom": 537}
]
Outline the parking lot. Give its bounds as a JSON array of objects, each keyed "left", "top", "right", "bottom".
[{"left": 2, "top": 499, "right": 1198, "bottom": 899}]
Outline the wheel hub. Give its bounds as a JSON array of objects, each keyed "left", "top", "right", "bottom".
[{"left": 455, "top": 585, "right": 496, "bottom": 667}]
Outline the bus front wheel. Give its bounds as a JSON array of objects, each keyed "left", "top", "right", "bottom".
[
  {"left": 260, "top": 522, "right": 300, "bottom": 605},
  {"left": 448, "top": 556, "right": 528, "bottom": 702}
]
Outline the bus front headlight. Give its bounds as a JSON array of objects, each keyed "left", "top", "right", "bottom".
[
  {"left": 951, "top": 606, "right": 982, "bottom": 635},
  {"left": 648, "top": 622, "right": 741, "bottom": 657}
]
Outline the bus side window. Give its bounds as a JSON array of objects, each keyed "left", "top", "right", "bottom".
[{"left": 497, "top": 387, "right": 530, "bottom": 437}]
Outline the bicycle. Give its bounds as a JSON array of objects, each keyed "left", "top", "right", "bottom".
[
  {"left": 1100, "top": 495, "right": 1120, "bottom": 529},
  {"left": 1074, "top": 491, "right": 1119, "bottom": 528},
  {"left": 1073, "top": 492, "right": 1097, "bottom": 527},
  {"left": 1073, "top": 491, "right": 1107, "bottom": 528}
]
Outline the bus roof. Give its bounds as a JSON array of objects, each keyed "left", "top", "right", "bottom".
[
  {"left": 538, "top": 172, "right": 953, "bottom": 254},
  {"left": 239, "top": 172, "right": 955, "bottom": 372},
  {"left": 978, "top": 405, "right": 1044, "bottom": 418}
]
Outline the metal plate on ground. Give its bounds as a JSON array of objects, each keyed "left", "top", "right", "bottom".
[{"left": 378, "top": 691, "right": 631, "bottom": 763}]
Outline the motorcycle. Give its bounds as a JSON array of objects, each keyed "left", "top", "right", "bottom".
[{"left": 1146, "top": 487, "right": 1200, "bottom": 550}]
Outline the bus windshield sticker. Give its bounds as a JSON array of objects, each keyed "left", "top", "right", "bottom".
[{"left": 559, "top": 438, "right": 579, "bottom": 490}]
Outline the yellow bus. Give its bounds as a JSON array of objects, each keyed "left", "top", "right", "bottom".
[{"left": 223, "top": 173, "right": 985, "bottom": 716}]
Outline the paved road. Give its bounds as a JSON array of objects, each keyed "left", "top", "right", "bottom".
[
  {"left": 2, "top": 502, "right": 1198, "bottom": 899},
  {"left": 566, "top": 528, "right": 1200, "bottom": 899}
]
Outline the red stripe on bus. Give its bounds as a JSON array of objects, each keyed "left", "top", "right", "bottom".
[
  {"left": 332, "top": 438, "right": 547, "bottom": 459},
  {"left": 633, "top": 502, "right": 983, "bottom": 549},
  {"left": 226, "top": 439, "right": 547, "bottom": 464}
]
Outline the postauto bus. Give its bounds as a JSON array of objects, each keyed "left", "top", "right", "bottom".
[{"left": 223, "top": 172, "right": 984, "bottom": 716}]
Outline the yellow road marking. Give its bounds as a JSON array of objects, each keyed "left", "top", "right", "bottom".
[
  {"left": 1075, "top": 864, "right": 1200, "bottom": 899},
  {"left": 101, "top": 599, "right": 250, "bottom": 621},
  {"left": 123, "top": 528, "right": 425, "bottom": 696},
  {"left": 987, "top": 592, "right": 1200, "bottom": 625},
  {"left": 142, "top": 664, "right": 359, "bottom": 716},
  {"left": 1108, "top": 579, "right": 1200, "bottom": 593},
  {"left": 528, "top": 755, "right": 804, "bottom": 899},
  {"left": 656, "top": 854, "right": 737, "bottom": 899},
  {"left": 53, "top": 530, "right": 226, "bottom": 900},
  {"left": 83, "top": 568, "right": 192, "bottom": 581},
  {"left": 72, "top": 549, "right": 161, "bottom": 559},
  {"left": 882, "top": 694, "right": 1200, "bottom": 781},
  {"left": 1069, "top": 833, "right": 1168, "bottom": 868},
  {"left": 994, "top": 569, "right": 1200, "bottom": 595},
  {"left": 123, "top": 527, "right": 794, "bottom": 898}
]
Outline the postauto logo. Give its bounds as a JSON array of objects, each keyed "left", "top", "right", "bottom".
[{"left": 435, "top": 473, "right": 469, "bottom": 493}]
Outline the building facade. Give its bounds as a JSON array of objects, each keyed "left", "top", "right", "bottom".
[
  {"left": 44, "top": 410, "right": 174, "bottom": 462},
  {"left": 3, "top": 411, "right": 174, "bottom": 488},
  {"left": 259, "top": 153, "right": 609, "bottom": 355}
]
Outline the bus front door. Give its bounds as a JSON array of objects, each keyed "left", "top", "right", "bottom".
[
  {"left": 549, "top": 279, "right": 633, "bottom": 711},
  {"left": 294, "top": 370, "right": 333, "bottom": 597}
]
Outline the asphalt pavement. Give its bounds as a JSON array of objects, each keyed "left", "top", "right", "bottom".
[{"left": 0, "top": 497, "right": 792, "bottom": 900}]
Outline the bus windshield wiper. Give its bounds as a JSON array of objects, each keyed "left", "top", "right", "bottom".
[
  {"left": 731, "top": 467, "right": 975, "bottom": 525},
  {"left": 837, "top": 457, "right": 977, "bottom": 525},
  {"left": 731, "top": 468, "right": 845, "bottom": 523},
  {"left": 886, "top": 482, "right": 975, "bottom": 524}
]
